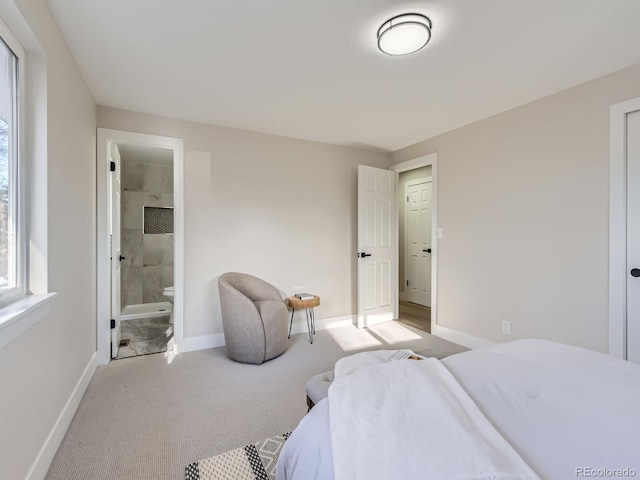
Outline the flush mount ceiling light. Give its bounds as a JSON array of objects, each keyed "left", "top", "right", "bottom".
[{"left": 377, "top": 13, "right": 432, "bottom": 56}]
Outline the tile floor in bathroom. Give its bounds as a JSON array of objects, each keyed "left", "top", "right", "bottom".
[{"left": 115, "top": 316, "right": 173, "bottom": 359}]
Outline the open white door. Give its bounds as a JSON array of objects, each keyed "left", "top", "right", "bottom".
[
  {"left": 406, "top": 179, "right": 432, "bottom": 307},
  {"left": 357, "top": 165, "right": 397, "bottom": 328},
  {"left": 109, "top": 142, "right": 122, "bottom": 358}
]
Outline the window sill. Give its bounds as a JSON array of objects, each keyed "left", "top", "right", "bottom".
[{"left": 0, "top": 293, "right": 58, "bottom": 350}]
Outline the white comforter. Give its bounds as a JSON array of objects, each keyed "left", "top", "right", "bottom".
[
  {"left": 329, "top": 351, "right": 540, "bottom": 480},
  {"left": 277, "top": 340, "right": 640, "bottom": 480}
]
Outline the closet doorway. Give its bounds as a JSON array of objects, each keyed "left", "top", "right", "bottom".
[{"left": 390, "top": 154, "right": 437, "bottom": 334}]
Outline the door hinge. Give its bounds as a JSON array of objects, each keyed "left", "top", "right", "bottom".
[
  {"left": 407, "top": 196, "right": 409, "bottom": 202},
  {"left": 406, "top": 280, "right": 409, "bottom": 286},
  {"left": 110, "top": 319, "right": 115, "bottom": 329},
  {"left": 110, "top": 161, "right": 116, "bottom": 172}
]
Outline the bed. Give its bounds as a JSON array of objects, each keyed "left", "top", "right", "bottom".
[{"left": 276, "top": 339, "right": 640, "bottom": 480}]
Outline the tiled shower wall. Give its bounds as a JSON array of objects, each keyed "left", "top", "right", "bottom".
[{"left": 121, "top": 162, "right": 174, "bottom": 307}]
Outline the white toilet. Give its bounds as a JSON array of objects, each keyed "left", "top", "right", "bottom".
[{"left": 163, "top": 286, "right": 175, "bottom": 324}]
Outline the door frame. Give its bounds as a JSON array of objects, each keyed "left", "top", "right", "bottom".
[
  {"left": 404, "top": 176, "right": 432, "bottom": 306},
  {"left": 389, "top": 153, "right": 437, "bottom": 330},
  {"left": 609, "top": 96, "right": 640, "bottom": 359},
  {"left": 96, "top": 128, "right": 185, "bottom": 365}
]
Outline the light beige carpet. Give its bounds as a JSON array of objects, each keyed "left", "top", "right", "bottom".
[{"left": 45, "top": 321, "right": 467, "bottom": 480}]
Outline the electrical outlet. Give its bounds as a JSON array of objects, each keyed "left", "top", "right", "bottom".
[{"left": 501, "top": 320, "right": 511, "bottom": 336}]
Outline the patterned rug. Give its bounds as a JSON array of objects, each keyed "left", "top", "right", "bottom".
[{"left": 185, "top": 433, "right": 290, "bottom": 480}]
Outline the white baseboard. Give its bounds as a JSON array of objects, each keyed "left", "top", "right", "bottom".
[
  {"left": 176, "top": 318, "right": 493, "bottom": 353},
  {"left": 179, "top": 314, "right": 356, "bottom": 353},
  {"left": 179, "top": 333, "right": 225, "bottom": 353},
  {"left": 289, "top": 313, "right": 355, "bottom": 335},
  {"left": 431, "top": 324, "right": 494, "bottom": 350},
  {"left": 26, "top": 352, "right": 97, "bottom": 480}
]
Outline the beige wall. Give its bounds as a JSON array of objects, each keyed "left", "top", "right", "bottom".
[
  {"left": 392, "top": 62, "right": 640, "bottom": 353},
  {"left": 0, "top": 0, "right": 96, "bottom": 478},
  {"left": 398, "top": 166, "right": 432, "bottom": 294},
  {"left": 98, "top": 107, "right": 390, "bottom": 339}
]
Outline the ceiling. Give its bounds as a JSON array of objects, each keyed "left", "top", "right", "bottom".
[{"left": 47, "top": 0, "right": 640, "bottom": 152}]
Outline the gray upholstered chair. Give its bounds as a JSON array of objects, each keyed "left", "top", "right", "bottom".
[{"left": 218, "top": 272, "right": 289, "bottom": 364}]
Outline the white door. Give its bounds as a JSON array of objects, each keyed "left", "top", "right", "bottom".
[
  {"left": 357, "top": 165, "right": 397, "bottom": 328},
  {"left": 627, "top": 109, "right": 640, "bottom": 363},
  {"left": 109, "top": 142, "right": 122, "bottom": 359},
  {"left": 405, "top": 180, "right": 432, "bottom": 307}
]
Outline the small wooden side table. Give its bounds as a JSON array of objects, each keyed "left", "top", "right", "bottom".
[{"left": 287, "top": 296, "right": 320, "bottom": 344}]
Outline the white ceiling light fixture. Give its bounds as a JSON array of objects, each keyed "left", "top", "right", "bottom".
[{"left": 377, "top": 13, "right": 432, "bottom": 56}]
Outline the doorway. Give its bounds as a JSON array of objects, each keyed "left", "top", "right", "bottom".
[
  {"left": 610, "top": 97, "right": 640, "bottom": 364},
  {"left": 399, "top": 170, "right": 432, "bottom": 332},
  {"left": 114, "top": 143, "right": 175, "bottom": 359},
  {"left": 97, "top": 129, "right": 184, "bottom": 365},
  {"left": 390, "top": 154, "right": 437, "bottom": 334}
]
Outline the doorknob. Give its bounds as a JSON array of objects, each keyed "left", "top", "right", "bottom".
[
  {"left": 358, "top": 252, "right": 372, "bottom": 258},
  {"left": 631, "top": 268, "right": 640, "bottom": 278},
  {"left": 422, "top": 248, "right": 432, "bottom": 253},
  {"left": 119, "top": 255, "right": 126, "bottom": 262}
]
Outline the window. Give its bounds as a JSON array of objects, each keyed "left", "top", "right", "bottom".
[{"left": 0, "top": 25, "right": 23, "bottom": 307}]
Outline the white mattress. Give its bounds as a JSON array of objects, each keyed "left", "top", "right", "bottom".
[
  {"left": 277, "top": 339, "right": 640, "bottom": 480},
  {"left": 441, "top": 339, "right": 640, "bottom": 479}
]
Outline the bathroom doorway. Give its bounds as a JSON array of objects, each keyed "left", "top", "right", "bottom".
[
  {"left": 97, "top": 129, "right": 184, "bottom": 365},
  {"left": 115, "top": 144, "right": 175, "bottom": 358}
]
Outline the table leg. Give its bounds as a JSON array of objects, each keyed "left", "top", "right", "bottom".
[
  {"left": 310, "top": 307, "right": 316, "bottom": 335},
  {"left": 288, "top": 307, "right": 295, "bottom": 339},
  {"left": 306, "top": 308, "right": 313, "bottom": 344}
]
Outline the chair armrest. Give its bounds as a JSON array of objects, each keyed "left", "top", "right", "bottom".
[
  {"left": 254, "top": 299, "right": 289, "bottom": 361},
  {"left": 255, "top": 299, "right": 288, "bottom": 321},
  {"left": 218, "top": 282, "right": 266, "bottom": 364}
]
